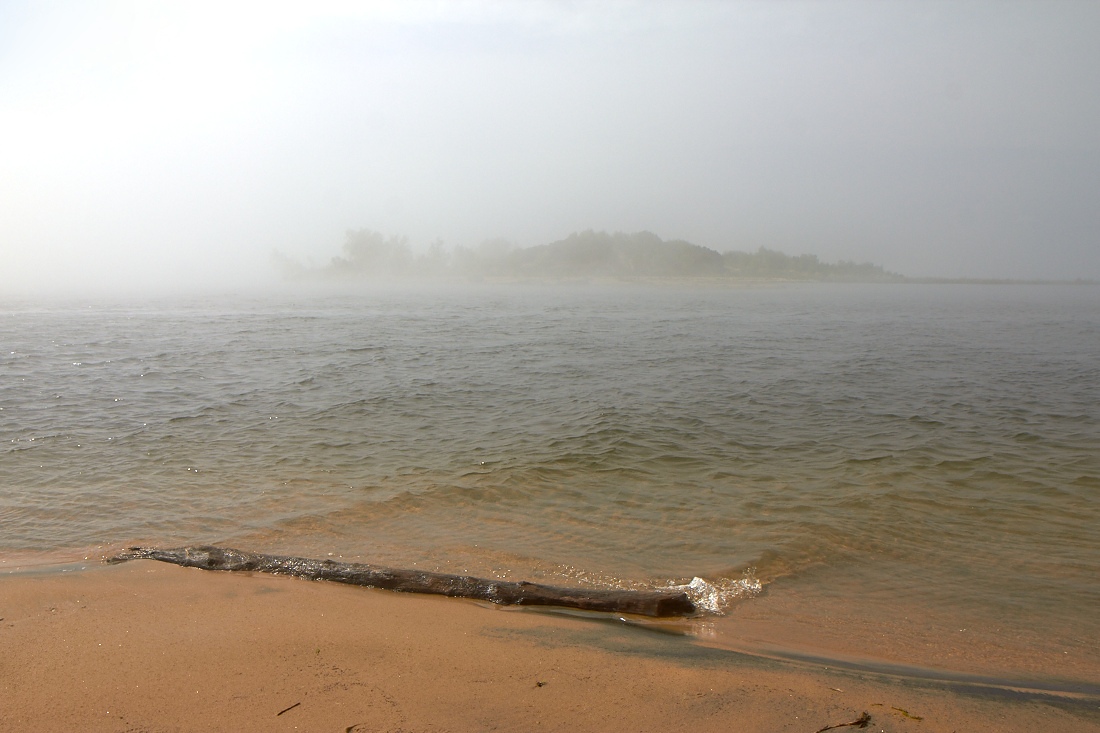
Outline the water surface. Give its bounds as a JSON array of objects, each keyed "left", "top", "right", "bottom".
[{"left": 3, "top": 283, "right": 1097, "bottom": 684}]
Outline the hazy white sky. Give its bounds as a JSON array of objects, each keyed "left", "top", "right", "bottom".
[{"left": 2, "top": 0, "right": 1098, "bottom": 293}]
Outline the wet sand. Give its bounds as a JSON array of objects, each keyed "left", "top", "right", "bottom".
[{"left": 1, "top": 561, "right": 1097, "bottom": 733}]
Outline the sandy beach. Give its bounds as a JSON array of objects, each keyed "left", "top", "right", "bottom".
[{"left": 2, "top": 560, "right": 1096, "bottom": 733}]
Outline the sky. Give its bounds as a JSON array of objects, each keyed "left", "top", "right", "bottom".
[{"left": 2, "top": 0, "right": 1098, "bottom": 294}]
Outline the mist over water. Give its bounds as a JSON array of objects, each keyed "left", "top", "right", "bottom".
[
  {"left": 5, "top": 1, "right": 1099, "bottom": 694},
  {"left": 2, "top": 283, "right": 1098, "bottom": 681},
  {"left": 4, "top": 2, "right": 1100, "bottom": 293}
]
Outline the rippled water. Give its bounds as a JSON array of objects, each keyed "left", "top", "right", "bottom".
[{"left": 3, "top": 283, "right": 1098, "bottom": 682}]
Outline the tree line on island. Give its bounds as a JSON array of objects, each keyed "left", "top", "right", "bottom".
[{"left": 274, "top": 229, "right": 907, "bottom": 283}]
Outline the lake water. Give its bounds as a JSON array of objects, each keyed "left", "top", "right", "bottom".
[{"left": 3, "top": 282, "right": 1098, "bottom": 688}]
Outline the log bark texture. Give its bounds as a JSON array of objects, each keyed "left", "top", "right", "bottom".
[{"left": 107, "top": 545, "right": 697, "bottom": 618}]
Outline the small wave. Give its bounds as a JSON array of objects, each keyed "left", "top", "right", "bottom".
[{"left": 670, "top": 569, "right": 763, "bottom": 614}]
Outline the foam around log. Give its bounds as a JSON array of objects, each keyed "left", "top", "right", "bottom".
[{"left": 108, "top": 546, "right": 697, "bottom": 618}]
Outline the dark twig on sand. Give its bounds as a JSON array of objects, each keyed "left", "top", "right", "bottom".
[
  {"left": 815, "top": 711, "right": 871, "bottom": 732},
  {"left": 107, "top": 545, "right": 697, "bottom": 618},
  {"left": 276, "top": 702, "right": 301, "bottom": 717}
]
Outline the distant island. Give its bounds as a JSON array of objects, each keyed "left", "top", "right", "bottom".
[{"left": 273, "top": 229, "right": 1091, "bottom": 285}]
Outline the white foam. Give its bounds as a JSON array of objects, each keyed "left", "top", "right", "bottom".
[{"left": 672, "top": 569, "right": 762, "bottom": 614}]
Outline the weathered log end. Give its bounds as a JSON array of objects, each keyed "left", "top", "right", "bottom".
[
  {"left": 108, "top": 545, "right": 259, "bottom": 571},
  {"left": 107, "top": 545, "right": 698, "bottom": 618},
  {"left": 105, "top": 547, "right": 153, "bottom": 564}
]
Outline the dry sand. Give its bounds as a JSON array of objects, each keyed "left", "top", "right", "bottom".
[{"left": 1, "top": 561, "right": 1097, "bottom": 733}]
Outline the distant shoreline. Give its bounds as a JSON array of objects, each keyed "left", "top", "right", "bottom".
[
  {"left": 470, "top": 275, "right": 1100, "bottom": 286},
  {"left": 275, "top": 229, "right": 1096, "bottom": 286},
  {"left": 280, "top": 273, "right": 1100, "bottom": 288},
  {"left": 900, "top": 277, "right": 1099, "bottom": 285}
]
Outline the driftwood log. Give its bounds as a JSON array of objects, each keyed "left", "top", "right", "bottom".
[{"left": 107, "top": 545, "right": 697, "bottom": 618}]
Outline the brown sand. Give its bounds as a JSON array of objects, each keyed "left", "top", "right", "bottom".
[{"left": 1, "top": 561, "right": 1096, "bottom": 733}]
